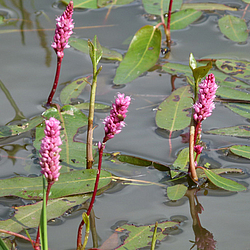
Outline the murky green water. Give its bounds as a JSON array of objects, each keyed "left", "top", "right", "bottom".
[{"left": 1, "top": 0, "right": 250, "bottom": 249}]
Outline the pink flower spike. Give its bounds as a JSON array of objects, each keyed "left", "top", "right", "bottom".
[
  {"left": 193, "top": 73, "right": 218, "bottom": 123},
  {"left": 103, "top": 93, "right": 131, "bottom": 143},
  {"left": 40, "top": 117, "right": 62, "bottom": 182},
  {"left": 51, "top": 1, "right": 74, "bottom": 58}
]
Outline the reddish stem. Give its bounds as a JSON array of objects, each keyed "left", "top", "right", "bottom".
[
  {"left": 166, "top": 0, "right": 173, "bottom": 47},
  {"left": 77, "top": 143, "right": 104, "bottom": 249},
  {"left": 47, "top": 56, "right": 63, "bottom": 106}
]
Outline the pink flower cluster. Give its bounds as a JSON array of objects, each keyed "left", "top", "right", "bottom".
[
  {"left": 40, "top": 117, "right": 62, "bottom": 182},
  {"left": 103, "top": 93, "right": 131, "bottom": 143},
  {"left": 51, "top": 1, "right": 74, "bottom": 58},
  {"left": 193, "top": 73, "right": 218, "bottom": 122}
]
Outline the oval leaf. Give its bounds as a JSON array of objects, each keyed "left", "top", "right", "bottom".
[
  {"left": 169, "top": 9, "right": 202, "bottom": 30},
  {"left": 0, "top": 169, "right": 112, "bottom": 199},
  {"left": 155, "top": 85, "right": 192, "bottom": 131},
  {"left": 181, "top": 3, "right": 237, "bottom": 11},
  {"left": 167, "top": 184, "right": 187, "bottom": 201},
  {"left": 218, "top": 15, "right": 248, "bottom": 42},
  {"left": 113, "top": 25, "right": 161, "bottom": 85},
  {"left": 230, "top": 145, "right": 250, "bottom": 159},
  {"left": 216, "top": 86, "right": 250, "bottom": 101},
  {"left": 60, "top": 77, "right": 89, "bottom": 105},
  {"left": 225, "top": 103, "right": 250, "bottom": 119},
  {"left": 205, "top": 125, "right": 250, "bottom": 137},
  {"left": 202, "top": 168, "right": 246, "bottom": 191},
  {"left": 142, "top": 0, "right": 182, "bottom": 15},
  {"left": 62, "top": 0, "right": 97, "bottom": 9}
]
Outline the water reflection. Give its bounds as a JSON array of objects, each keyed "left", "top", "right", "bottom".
[{"left": 186, "top": 189, "right": 216, "bottom": 250}]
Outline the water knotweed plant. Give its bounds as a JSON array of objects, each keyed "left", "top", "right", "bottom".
[
  {"left": 35, "top": 117, "right": 62, "bottom": 249},
  {"left": 77, "top": 93, "right": 131, "bottom": 250},
  {"left": 47, "top": 1, "right": 74, "bottom": 106}
]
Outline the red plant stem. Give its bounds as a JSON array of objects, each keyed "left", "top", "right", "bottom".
[
  {"left": 189, "top": 126, "right": 198, "bottom": 181},
  {"left": 77, "top": 143, "right": 104, "bottom": 249},
  {"left": 34, "top": 180, "right": 54, "bottom": 250},
  {"left": 47, "top": 56, "right": 63, "bottom": 106},
  {"left": 166, "top": 0, "right": 173, "bottom": 46},
  {"left": 194, "top": 121, "right": 201, "bottom": 145}
]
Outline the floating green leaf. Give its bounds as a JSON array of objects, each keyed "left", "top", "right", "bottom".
[
  {"left": 142, "top": 0, "right": 182, "bottom": 16},
  {"left": 205, "top": 125, "right": 250, "bottom": 137},
  {"left": 113, "top": 25, "right": 161, "bottom": 85},
  {"left": 116, "top": 155, "right": 152, "bottom": 166},
  {"left": 98, "top": 0, "right": 134, "bottom": 7},
  {"left": 181, "top": 3, "right": 237, "bottom": 11},
  {"left": 0, "top": 116, "right": 43, "bottom": 138},
  {"left": 162, "top": 62, "right": 192, "bottom": 77},
  {"left": 197, "top": 168, "right": 244, "bottom": 178},
  {"left": 61, "top": 0, "right": 98, "bottom": 9},
  {"left": 216, "top": 86, "right": 250, "bottom": 101},
  {"left": 73, "top": 102, "right": 110, "bottom": 110},
  {"left": 230, "top": 145, "right": 250, "bottom": 159},
  {"left": 201, "top": 168, "right": 246, "bottom": 191},
  {"left": 0, "top": 169, "right": 112, "bottom": 199},
  {"left": 115, "top": 220, "right": 179, "bottom": 249},
  {"left": 218, "top": 15, "right": 248, "bottom": 42},
  {"left": 34, "top": 106, "right": 91, "bottom": 170},
  {"left": 155, "top": 86, "right": 192, "bottom": 131},
  {"left": 225, "top": 103, "right": 250, "bottom": 119},
  {"left": 69, "top": 38, "right": 123, "bottom": 61},
  {"left": 0, "top": 195, "right": 91, "bottom": 237},
  {"left": 167, "top": 184, "right": 187, "bottom": 200},
  {"left": 60, "top": 77, "right": 89, "bottom": 105},
  {"left": 169, "top": 9, "right": 202, "bottom": 30},
  {"left": 216, "top": 59, "right": 250, "bottom": 79},
  {"left": 171, "top": 147, "right": 189, "bottom": 178}
]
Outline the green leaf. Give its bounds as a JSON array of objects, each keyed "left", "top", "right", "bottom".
[
  {"left": 142, "top": 0, "right": 182, "bottom": 16},
  {"left": 189, "top": 53, "right": 197, "bottom": 71},
  {"left": 230, "top": 145, "right": 250, "bottom": 159},
  {"left": 113, "top": 25, "right": 161, "bottom": 85},
  {"left": 0, "top": 169, "right": 112, "bottom": 199},
  {"left": 225, "top": 103, "right": 250, "bottom": 119},
  {"left": 73, "top": 102, "right": 110, "bottom": 110},
  {"left": 116, "top": 155, "right": 152, "bottom": 166},
  {"left": 242, "top": 0, "right": 250, "bottom": 3},
  {"left": 155, "top": 85, "right": 192, "bottom": 131},
  {"left": 181, "top": 3, "right": 237, "bottom": 11},
  {"left": 192, "top": 61, "right": 212, "bottom": 83},
  {"left": 205, "top": 125, "right": 250, "bottom": 137},
  {"left": 69, "top": 38, "right": 123, "bottom": 61},
  {"left": 34, "top": 106, "right": 91, "bottom": 170},
  {"left": 216, "top": 86, "right": 250, "bottom": 101},
  {"left": 61, "top": 0, "right": 98, "bottom": 9},
  {"left": 89, "top": 36, "right": 103, "bottom": 67},
  {"left": 171, "top": 147, "right": 189, "bottom": 178},
  {"left": 0, "top": 195, "right": 91, "bottom": 237},
  {"left": 201, "top": 168, "right": 246, "bottom": 191},
  {"left": 60, "top": 77, "right": 89, "bottom": 105},
  {"left": 98, "top": 0, "right": 134, "bottom": 7},
  {"left": 115, "top": 220, "right": 179, "bottom": 249},
  {"left": 0, "top": 237, "right": 9, "bottom": 250},
  {"left": 0, "top": 116, "right": 43, "bottom": 138},
  {"left": 167, "top": 184, "right": 187, "bottom": 201},
  {"left": 215, "top": 59, "right": 250, "bottom": 79},
  {"left": 218, "top": 15, "right": 248, "bottom": 42},
  {"left": 197, "top": 168, "right": 244, "bottom": 178},
  {"left": 169, "top": 9, "right": 202, "bottom": 30}
]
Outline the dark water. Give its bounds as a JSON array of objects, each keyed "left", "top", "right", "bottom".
[{"left": 1, "top": 0, "right": 250, "bottom": 249}]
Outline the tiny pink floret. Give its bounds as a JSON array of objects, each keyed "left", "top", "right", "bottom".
[
  {"left": 193, "top": 73, "right": 218, "bottom": 122},
  {"left": 103, "top": 93, "right": 131, "bottom": 143},
  {"left": 40, "top": 117, "right": 62, "bottom": 182},
  {"left": 51, "top": 1, "right": 74, "bottom": 58}
]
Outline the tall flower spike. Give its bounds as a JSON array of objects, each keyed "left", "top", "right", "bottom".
[
  {"left": 193, "top": 73, "right": 218, "bottom": 123},
  {"left": 40, "top": 117, "right": 62, "bottom": 182},
  {"left": 103, "top": 93, "right": 131, "bottom": 143},
  {"left": 51, "top": 1, "right": 74, "bottom": 58}
]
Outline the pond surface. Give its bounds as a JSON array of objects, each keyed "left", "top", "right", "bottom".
[{"left": 1, "top": 0, "right": 250, "bottom": 249}]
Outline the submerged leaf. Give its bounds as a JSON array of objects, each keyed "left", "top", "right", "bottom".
[
  {"left": 115, "top": 220, "right": 179, "bottom": 249},
  {"left": 167, "top": 184, "right": 187, "bottom": 200},
  {"left": 218, "top": 15, "right": 248, "bottom": 42},
  {"left": 230, "top": 145, "right": 250, "bottom": 159},
  {"left": 201, "top": 168, "right": 246, "bottom": 191},
  {"left": 113, "top": 25, "right": 161, "bottom": 85},
  {"left": 155, "top": 86, "right": 192, "bottom": 131},
  {"left": 0, "top": 169, "right": 112, "bottom": 199}
]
